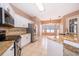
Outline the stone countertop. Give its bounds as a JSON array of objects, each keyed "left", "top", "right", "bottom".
[
  {"left": 64, "top": 43, "right": 79, "bottom": 56},
  {"left": 59, "top": 34, "right": 79, "bottom": 43},
  {"left": 0, "top": 35, "right": 21, "bottom": 56}
]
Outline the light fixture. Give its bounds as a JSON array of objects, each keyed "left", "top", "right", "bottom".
[{"left": 36, "top": 3, "right": 44, "bottom": 11}]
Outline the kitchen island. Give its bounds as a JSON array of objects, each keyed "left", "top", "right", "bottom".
[
  {"left": 59, "top": 33, "right": 79, "bottom": 56},
  {"left": 59, "top": 33, "right": 79, "bottom": 43},
  {"left": 64, "top": 43, "right": 79, "bottom": 56}
]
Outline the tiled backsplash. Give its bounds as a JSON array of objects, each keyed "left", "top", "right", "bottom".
[
  {"left": 6, "top": 27, "right": 27, "bottom": 36},
  {"left": 0, "top": 27, "right": 27, "bottom": 36}
]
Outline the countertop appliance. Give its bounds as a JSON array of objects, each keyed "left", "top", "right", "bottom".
[{"left": 0, "top": 30, "right": 6, "bottom": 41}]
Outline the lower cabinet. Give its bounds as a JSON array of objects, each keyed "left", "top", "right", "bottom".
[
  {"left": 21, "top": 34, "right": 31, "bottom": 48},
  {"left": 2, "top": 44, "right": 14, "bottom": 56},
  {"left": 2, "top": 34, "right": 31, "bottom": 56}
]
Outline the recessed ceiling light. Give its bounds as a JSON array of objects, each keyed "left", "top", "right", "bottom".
[{"left": 35, "top": 3, "right": 44, "bottom": 11}]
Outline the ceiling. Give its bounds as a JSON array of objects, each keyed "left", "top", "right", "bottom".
[{"left": 12, "top": 3, "right": 79, "bottom": 20}]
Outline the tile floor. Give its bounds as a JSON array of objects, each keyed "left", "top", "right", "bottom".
[
  {"left": 21, "top": 36, "right": 64, "bottom": 56},
  {"left": 21, "top": 37, "right": 47, "bottom": 56},
  {"left": 47, "top": 39, "right": 63, "bottom": 56}
]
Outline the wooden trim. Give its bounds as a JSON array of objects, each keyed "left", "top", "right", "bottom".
[
  {"left": 42, "top": 32, "right": 56, "bottom": 36},
  {"left": 41, "top": 19, "right": 61, "bottom": 24},
  {"left": 63, "top": 10, "right": 79, "bottom": 18}
]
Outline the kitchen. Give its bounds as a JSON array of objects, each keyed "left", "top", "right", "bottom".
[
  {"left": 0, "top": 3, "right": 39, "bottom": 56},
  {"left": 0, "top": 3, "right": 79, "bottom": 56}
]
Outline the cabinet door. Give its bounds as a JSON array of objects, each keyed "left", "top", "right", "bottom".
[
  {"left": 4, "top": 9, "right": 14, "bottom": 26},
  {"left": 5, "top": 17, "right": 14, "bottom": 25},
  {"left": 0, "top": 8, "right": 2, "bottom": 24},
  {"left": 21, "top": 34, "right": 31, "bottom": 48},
  {"left": 2, "top": 44, "right": 14, "bottom": 56}
]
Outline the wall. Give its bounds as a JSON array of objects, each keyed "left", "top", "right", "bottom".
[
  {"left": 59, "top": 18, "right": 64, "bottom": 33},
  {"left": 59, "top": 25, "right": 63, "bottom": 33},
  {"left": 14, "top": 14, "right": 33, "bottom": 28},
  {"left": 9, "top": 3, "right": 33, "bottom": 28}
]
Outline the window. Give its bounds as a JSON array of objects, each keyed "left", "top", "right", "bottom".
[
  {"left": 51, "top": 29, "right": 54, "bottom": 32},
  {"left": 42, "top": 25, "right": 55, "bottom": 33},
  {"left": 47, "top": 29, "right": 50, "bottom": 32}
]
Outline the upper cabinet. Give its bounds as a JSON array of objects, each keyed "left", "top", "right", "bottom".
[
  {"left": 0, "top": 8, "right": 2, "bottom": 24},
  {"left": 69, "top": 18, "right": 78, "bottom": 34},
  {"left": 0, "top": 3, "right": 33, "bottom": 28},
  {"left": 0, "top": 7, "right": 14, "bottom": 27},
  {"left": 14, "top": 14, "right": 33, "bottom": 28}
]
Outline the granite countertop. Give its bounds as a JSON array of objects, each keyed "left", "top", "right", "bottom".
[
  {"left": 64, "top": 43, "right": 79, "bottom": 56},
  {"left": 0, "top": 35, "right": 21, "bottom": 56},
  {"left": 59, "top": 34, "right": 79, "bottom": 43}
]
